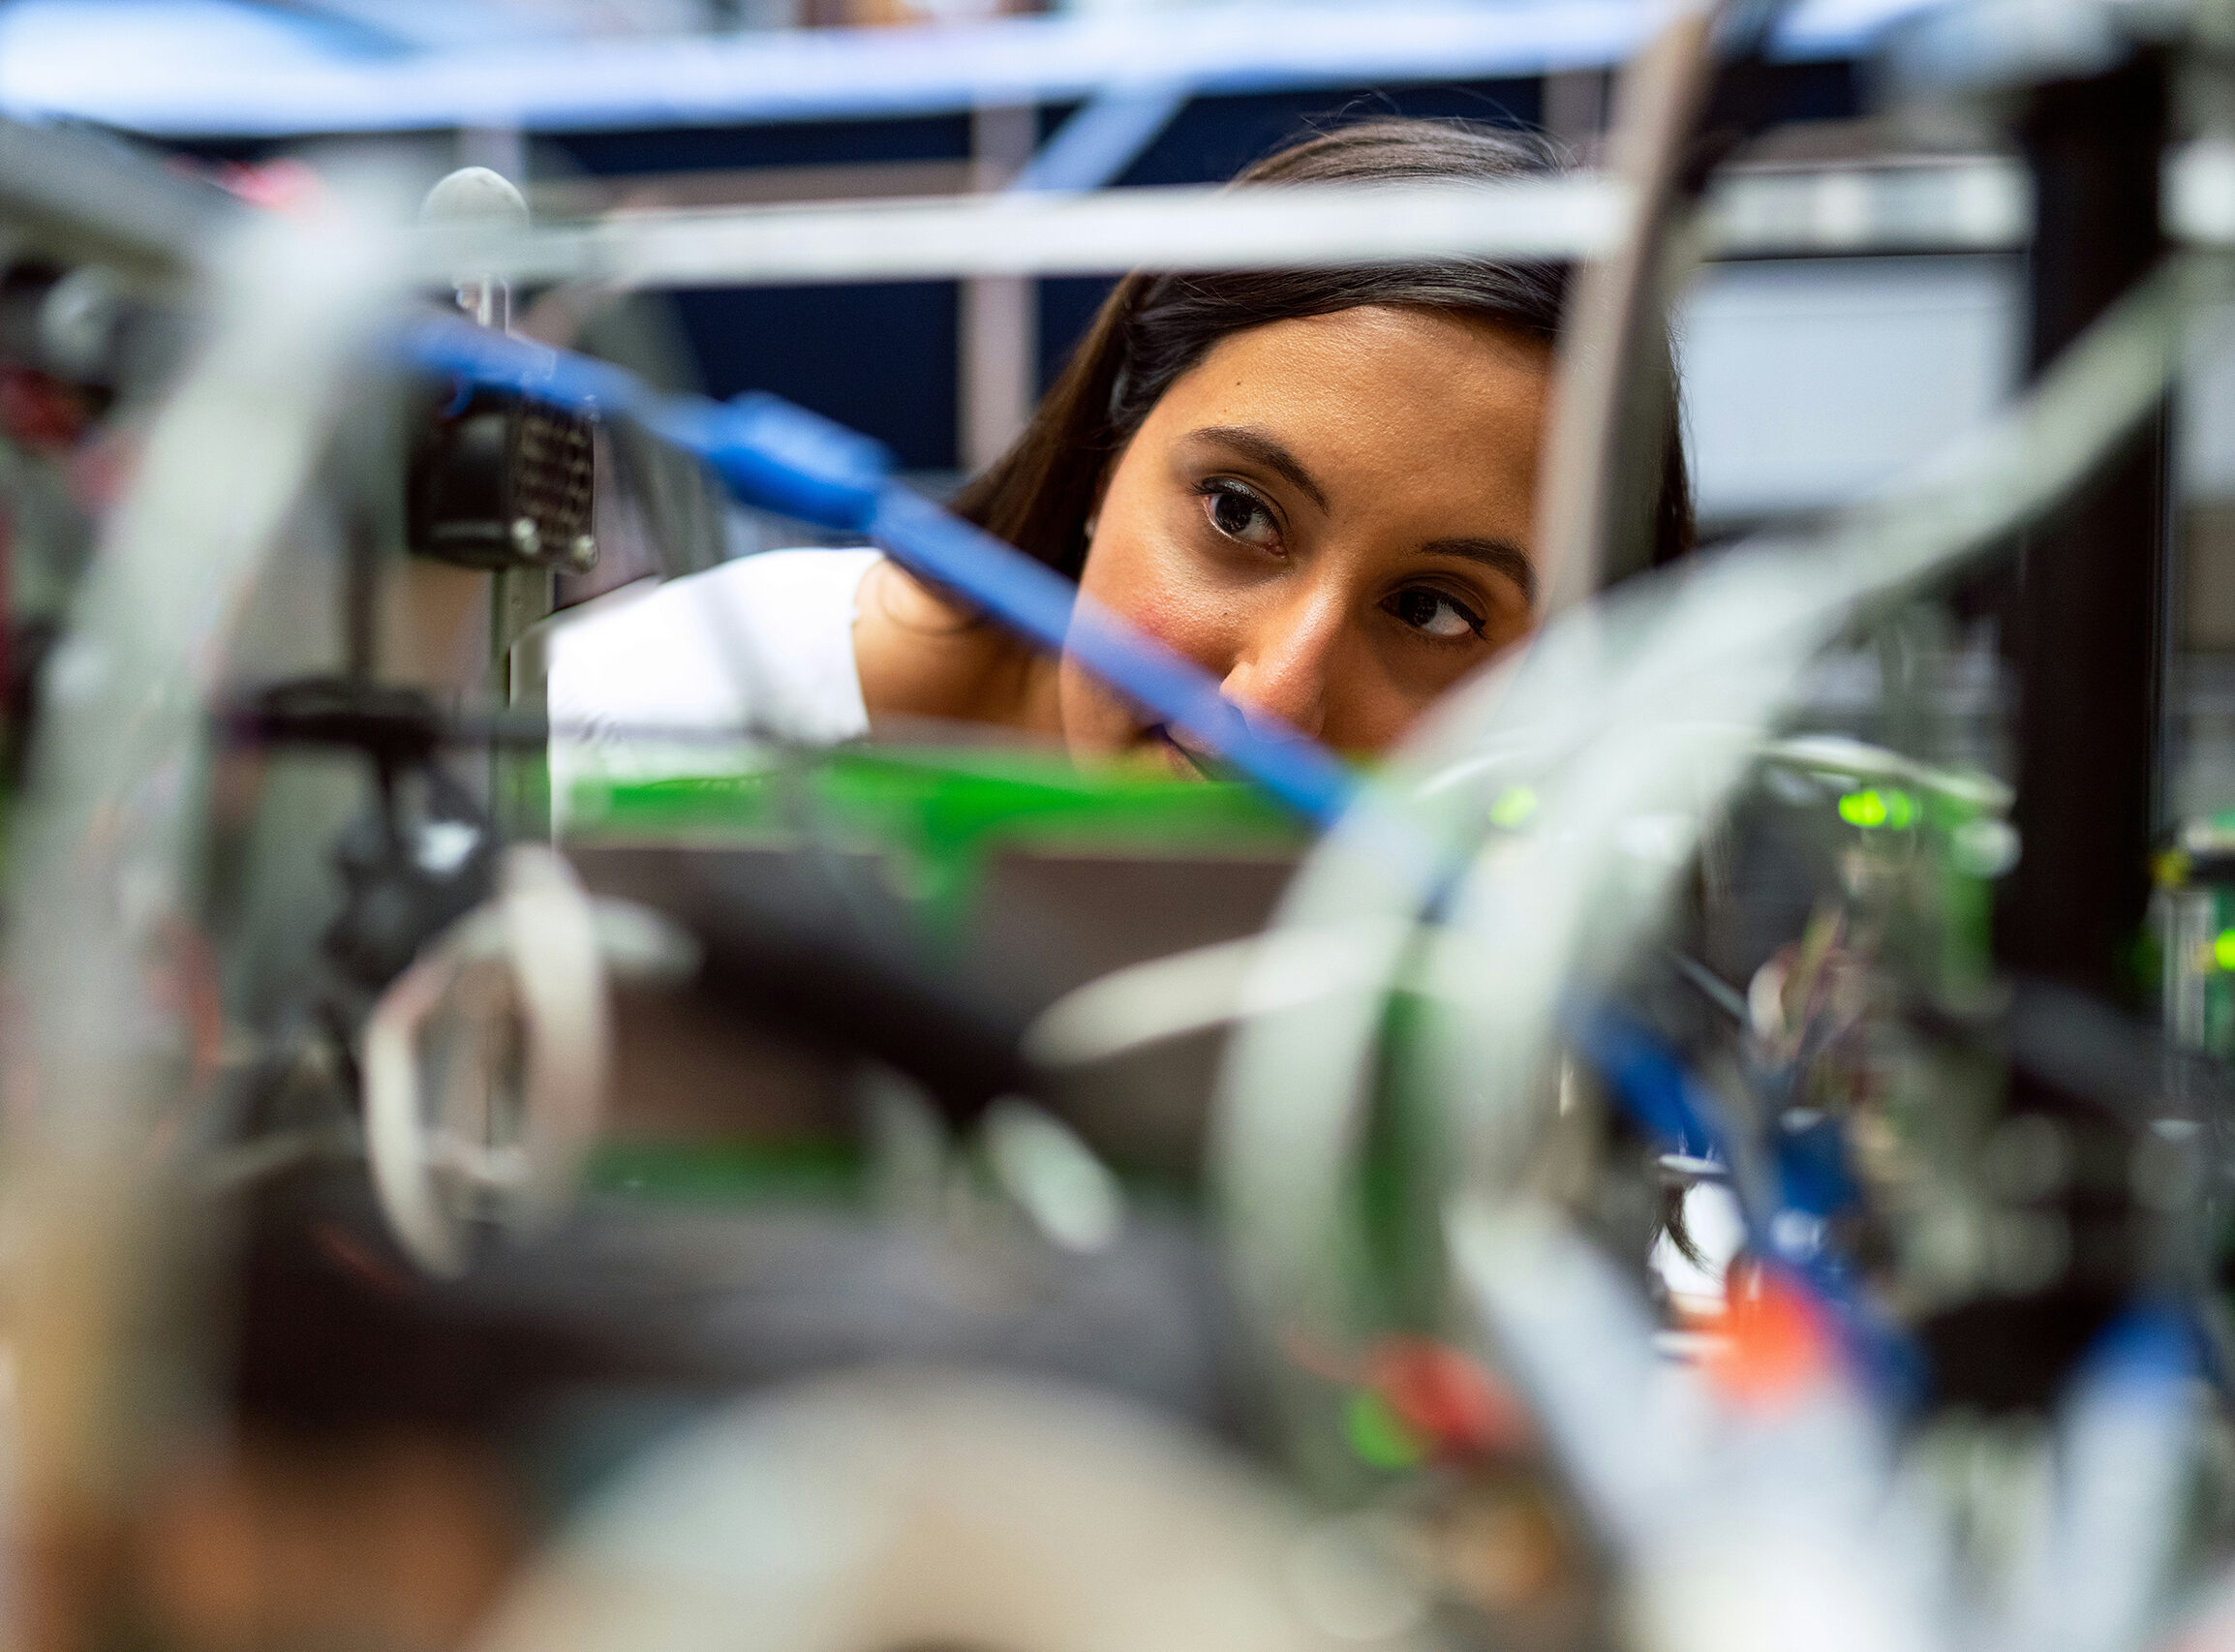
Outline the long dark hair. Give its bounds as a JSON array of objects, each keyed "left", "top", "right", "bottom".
[{"left": 952, "top": 116, "right": 1695, "bottom": 580}]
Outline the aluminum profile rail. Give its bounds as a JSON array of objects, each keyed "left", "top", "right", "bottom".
[
  {"left": 416, "top": 176, "right": 1625, "bottom": 291},
  {"left": 417, "top": 159, "right": 2030, "bottom": 294}
]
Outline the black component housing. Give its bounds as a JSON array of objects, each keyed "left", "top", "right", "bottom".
[{"left": 407, "top": 383, "right": 597, "bottom": 571}]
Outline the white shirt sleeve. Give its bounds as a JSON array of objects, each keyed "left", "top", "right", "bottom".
[
  {"left": 545, "top": 548, "right": 882, "bottom": 815},
  {"left": 549, "top": 547, "right": 882, "bottom": 747}
]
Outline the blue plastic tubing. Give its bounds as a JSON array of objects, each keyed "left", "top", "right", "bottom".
[{"left": 400, "top": 317, "right": 1359, "bottom": 826}]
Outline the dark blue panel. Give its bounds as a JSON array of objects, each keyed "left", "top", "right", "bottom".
[
  {"left": 1037, "top": 102, "right": 1084, "bottom": 144},
  {"left": 163, "top": 135, "right": 290, "bottom": 163},
  {"left": 544, "top": 114, "right": 972, "bottom": 176},
  {"left": 1038, "top": 276, "right": 1118, "bottom": 398},
  {"left": 676, "top": 282, "right": 959, "bottom": 473},
  {"left": 1719, "top": 58, "right": 1859, "bottom": 128}
]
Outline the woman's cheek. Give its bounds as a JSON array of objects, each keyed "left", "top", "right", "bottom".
[
  {"left": 1058, "top": 527, "right": 1223, "bottom": 760},
  {"left": 1055, "top": 653, "right": 1145, "bottom": 760},
  {"left": 1082, "top": 531, "right": 1239, "bottom": 679}
]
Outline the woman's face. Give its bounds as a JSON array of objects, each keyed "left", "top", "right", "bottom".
[{"left": 1059, "top": 304, "right": 1552, "bottom": 776}]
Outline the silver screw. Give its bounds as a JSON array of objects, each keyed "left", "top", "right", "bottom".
[
  {"left": 509, "top": 517, "right": 540, "bottom": 559},
  {"left": 567, "top": 535, "right": 598, "bottom": 572}
]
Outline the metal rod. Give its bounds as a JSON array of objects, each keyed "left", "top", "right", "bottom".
[{"left": 413, "top": 160, "right": 2030, "bottom": 293}]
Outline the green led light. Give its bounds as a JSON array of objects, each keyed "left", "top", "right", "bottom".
[
  {"left": 1837, "top": 789, "right": 1886, "bottom": 828},
  {"left": 1488, "top": 784, "right": 1539, "bottom": 830},
  {"left": 2213, "top": 930, "right": 2235, "bottom": 972},
  {"left": 1342, "top": 1388, "right": 1425, "bottom": 1470},
  {"left": 1837, "top": 787, "right": 1915, "bottom": 830}
]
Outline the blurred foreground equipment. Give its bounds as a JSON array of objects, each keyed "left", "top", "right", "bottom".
[{"left": 8, "top": 0, "right": 2235, "bottom": 1646}]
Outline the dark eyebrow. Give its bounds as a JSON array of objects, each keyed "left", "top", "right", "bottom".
[
  {"left": 1421, "top": 536, "right": 1539, "bottom": 609},
  {"left": 1188, "top": 425, "right": 1330, "bottom": 513}
]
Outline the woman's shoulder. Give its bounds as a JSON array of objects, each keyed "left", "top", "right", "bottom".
[{"left": 852, "top": 559, "right": 1054, "bottom": 732}]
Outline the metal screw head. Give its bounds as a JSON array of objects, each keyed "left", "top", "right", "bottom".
[
  {"left": 509, "top": 517, "right": 541, "bottom": 559},
  {"left": 567, "top": 534, "right": 598, "bottom": 572}
]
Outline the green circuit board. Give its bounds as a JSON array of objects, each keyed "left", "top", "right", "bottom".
[{"left": 563, "top": 742, "right": 1311, "bottom": 915}]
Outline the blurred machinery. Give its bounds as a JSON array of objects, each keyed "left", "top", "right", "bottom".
[{"left": 7, "top": 0, "right": 2235, "bottom": 1648}]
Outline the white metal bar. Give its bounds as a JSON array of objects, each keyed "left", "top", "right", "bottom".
[
  {"left": 425, "top": 177, "right": 1633, "bottom": 290},
  {"left": 417, "top": 162, "right": 2033, "bottom": 293}
]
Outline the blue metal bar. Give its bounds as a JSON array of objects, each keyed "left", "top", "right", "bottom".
[
  {"left": 2, "top": 0, "right": 1947, "bottom": 138},
  {"left": 1013, "top": 82, "right": 1191, "bottom": 196}
]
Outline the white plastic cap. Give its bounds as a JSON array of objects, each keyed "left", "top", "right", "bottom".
[{"left": 420, "top": 165, "right": 529, "bottom": 228}]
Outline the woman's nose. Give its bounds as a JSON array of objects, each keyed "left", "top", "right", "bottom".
[{"left": 1217, "top": 598, "right": 1340, "bottom": 741}]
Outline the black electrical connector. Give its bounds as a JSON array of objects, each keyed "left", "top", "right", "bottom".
[{"left": 405, "top": 382, "right": 597, "bottom": 573}]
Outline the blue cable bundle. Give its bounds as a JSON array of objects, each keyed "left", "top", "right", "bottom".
[{"left": 401, "top": 316, "right": 1360, "bottom": 826}]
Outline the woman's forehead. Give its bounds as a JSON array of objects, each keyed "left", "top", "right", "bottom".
[
  {"left": 1163, "top": 307, "right": 1546, "bottom": 412},
  {"left": 1145, "top": 308, "right": 1552, "bottom": 498}
]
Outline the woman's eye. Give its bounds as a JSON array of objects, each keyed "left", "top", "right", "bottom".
[
  {"left": 1389, "top": 588, "right": 1485, "bottom": 640},
  {"left": 1200, "top": 482, "right": 1279, "bottom": 548}
]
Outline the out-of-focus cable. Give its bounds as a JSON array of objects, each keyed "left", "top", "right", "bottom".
[
  {"left": 1535, "top": 0, "right": 1726, "bottom": 618},
  {"left": 1536, "top": 0, "right": 1813, "bottom": 617},
  {"left": 1012, "top": 81, "right": 1190, "bottom": 196},
  {"left": 423, "top": 159, "right": 2038, "bottom": 292},
  {"left": 1025, "top": 927, "right": 1396, "bottom": 1070},
  {"left": 983, "top": 1099, "right": 1127, "bottom": 1253},
  {"left": 362, "top": 845, "right": 613, "bottom": 1277},
  {"left": 1416, "top": 250, "right": 2207, "bottom": 1162},
  {"left": 1445, "top": 1198, "right": 1695, "bottom": 1549},
  {"left": 0, "top": 115, "right": 236, "bottom": 289}
]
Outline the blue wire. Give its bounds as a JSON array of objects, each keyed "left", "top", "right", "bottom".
[
  {"left": 400, "top": 317, "right": 1359, "bottom": 826},
  {"left": 1567, "top": 1003, "right": 1730, "bottom": 1163}
]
